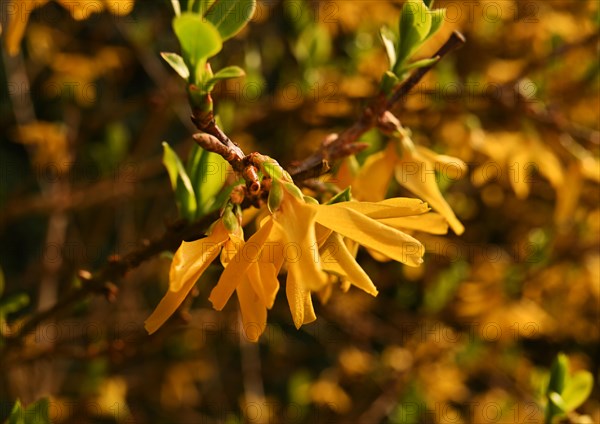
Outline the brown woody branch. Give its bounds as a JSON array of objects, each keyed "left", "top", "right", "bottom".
[{"left": 289, "top": 30, "right": 466, "bottom": 182}]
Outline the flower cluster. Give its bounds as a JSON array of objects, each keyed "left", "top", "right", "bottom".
[{"left": 146, "top": 158, "right": 447, "bottom": 341}]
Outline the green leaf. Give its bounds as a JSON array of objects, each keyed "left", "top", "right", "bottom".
[
  {"left": 561, "top": 371, "right": 594, "bottom": 412},
  {"left": 205, "top": 65, "right": 246, "bottom": 91},
  {"left": 396, "top": 0, "right": 432, "bottom": 69},
  {"left": 381, "top": 71, "right": 400, "bottom": 95},
  {"left": 402, "top": 56, "right": 440, "bottom": 72},
  {"left": 6, "top": 398, "right": 50, "bottom": 424},
  {"left": 7, "top": 399, "right": 24, "bottom": 424},
  {"left": 423, "top": 0, "right": 434, "bottom": 8},
  {"left": 549, "top": 392, "right": 567, "bottom": 413},
  {"left": 380, "top": 26, "right": 397, "bottom": 68},
  {"left": 283, "top": 182, "right": 304, "bottom": 199},
  {"left": 189, "top": 0, "right": 214, "bottom": 14},
  {"left": 327, "top": 187, "right": 352, "bottom": 204},
  {"left": 171, "top": 0, "right": 181, "bottom": 16},
  {"left": 161, "top": 52, "right": 190, "bottom": 80},
  {"left": 425, "top": 9, "right": 446, "bottom": 40},
  {"left": 268, "top": 178, "right": 284, "bottom": 213},
  {"left": 545, "top": 353, "right": 570, "bottom": 423},
  {"left": 24, "top": 398, "right": 50, "bottom": 424},
  {"left": 162, "top": 142, "right": 198, "bottom": 220},
  {"left": 204, "top": 0, "right": 257, "bottom": 41},
  {"left": 173, "top": 12, "right": 222, "bottom": 74},
  {"left": 547, "top": 353, "right": 569, "bottom": 395},
  {"left": 0, "top": 293, "right": 29, "bottom": 315},
  {"left": 193, "top": 146, "right": 228, "bottom": 215},
  {"left": 262, "top": 161, "right": 284, "bottom": 180}
]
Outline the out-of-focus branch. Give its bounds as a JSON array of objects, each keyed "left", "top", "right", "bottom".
[
  {"left": 288, "top": 31, "right": 466, "bottom": 182},
  {"left": 1, "top": 211, "right": 218, "bottom": 353}
]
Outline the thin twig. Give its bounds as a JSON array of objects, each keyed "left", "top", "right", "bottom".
[
  {"left": 387, "top": 31, "right": 466, "bottom": 107},
  {"left": 289, "top": 31, "right": 466, "bottom": 181}
]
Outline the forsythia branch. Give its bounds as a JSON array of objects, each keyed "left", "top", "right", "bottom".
[{"left": 289, "top": 30, "right": 466, "bottom": 182}]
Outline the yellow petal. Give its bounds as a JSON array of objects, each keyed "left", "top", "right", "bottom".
[
  {"left": 333, "top": 156, "right": 358, "bottom": 189},
  {"left": 264, "top": 222, "right": 286, "bottom": 273},
  {"left": 103, "top": 0, "right": 134, "bottom": 15},
  {"left": 415, "top": 145, "right": 467, "bottom": 174},
  {"left": 57, "top": 0, "right": 99, "bottom": 19},
  {"left": 209, "top": 219, "right": 274, "bottom": 310},
  {"left": 534, "top": 143, "right": 564, "bottom": 189},
  {"left": 471, "top": 162, "right": 497, "bottom": 187},
  {"left": 315, "top": 223, "right": 333, "bottom": 247},
  {"left": 169, "top": 221, "right": 230, "bottom": 292},
  {"left": 237, "top": 278, "right": 267, "bottom": 343},
  {"left": 508, "top": 151, "right": 531, "bottom": 199},
  {"left": 144, "top": 222, "right": 229, "bottom": 334},
  {"left": 554, "top": 162, "right": 582, "bottom": 226},
  {"left": 220, "top": 235, "right": 243, "bottom": 267},
  {"left": 4, "top": 0, "right": 48, "bottom": 56},
  {"left": 330, "top": 198, "right": 429, "bottom": 218},
  {"left": 378, "top": 212, "right": 449, "bottom": 235},
  {"left": 286, "top": 269, "right": 305, "bottom": 329},
  {"left": 315, "top": 204, "right": 424, "bottom": 267},
  {"left": 366, "top": 248, "right": 393, "bottom": 262},
  {"left": 351, "top": 142, "right": 397, "bottom": 202},
  {"left": 320, "top": 233, "right": 378, "bottom": 296},
  {"left": 303, "top": 291, "right": 317, "bottom": 324},
  {"left": 286, "top": 271, "right": 316, "bottom": 329},
  {"left": 247, "top": 261, "right": 279, "bottom": 309},
  {"left": 395, "top": 152, "right": 465, "bottom": 235},
  {"left": 581, "top": 156, "right": 600, "bottom": 183},
  {"left": 274, "top": 193, "right": 327, "bottom": 291}
]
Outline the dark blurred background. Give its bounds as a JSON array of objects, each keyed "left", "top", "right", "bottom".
[{"left": 0, "top": 1, "right": 598, "bottom": 423}]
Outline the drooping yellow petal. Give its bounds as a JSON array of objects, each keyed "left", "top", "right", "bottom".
[
  {"left": 315, "top": 204, "right": 424, "bottom": 267},
  {"left": 247, "top": 261, "right": 279, "bottom": 309},
  {"left": 220, "top": 235, "right": 244, "bottom": 267},
  {"left": 415, "top": 145, "right": 468, "bottom": 175},
  {"left": 144, "top": 221, "right": 229, "bottom": 334},
  {"left": 274, "top": 192, "right": 327, "bottom": 291},
  {"left": 471, "top": 161, "right": 498, "bottom": 187},
  {"left": 377, "top": 212, "right": 449, "bottom": 235},
  {"left": 533, "top": 142, "right": 564, "bottom": 190},
  {"left": 303, "top": 291, "right": 317, "bottom": 324},
  {"left": 334, "top": 156, "right": 358, "bottom": 189},
  {"left": 581, "top": 156, "right": 600, "bottom": 183},
  {"left": 395, "top": 152, "right": 465, "bottom": 235},
  {"left": 554, "top": 162, "right": 583, "bottom": 226},
  {"left": 315, "top": 223, "right": 333, "bottom": 247},
  {"left": 330, "top": 198, "right": 429, "bottom": 219},
  {"left": 286, "top": 270, "right": 317, "bottom": 329},
  {"left": 351, "top": 142, "right": 397, "bottom": 202},
  {"left": 365, "top": 248, "right": 393, "bottom": 263},
  {"left": 209, "top": 218, "right": 275, "bottom": 310},
  {"left": 286, "top": 269, "right": 306, "bottom": 329},
  {"left": 170, "top": 221, "right": 230, "bottom": 292},
  {"left": 320, "top": 233, "right": 378, "bottom": 296},
  {"left": 236, "top": 278, "right": 267, "bottom": 343},
  {"left": 507, "top": 151, "right": 531, "bottom": 199},
  {"left": 264, "top": 222, "right": 286, "bottom": 273}
]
